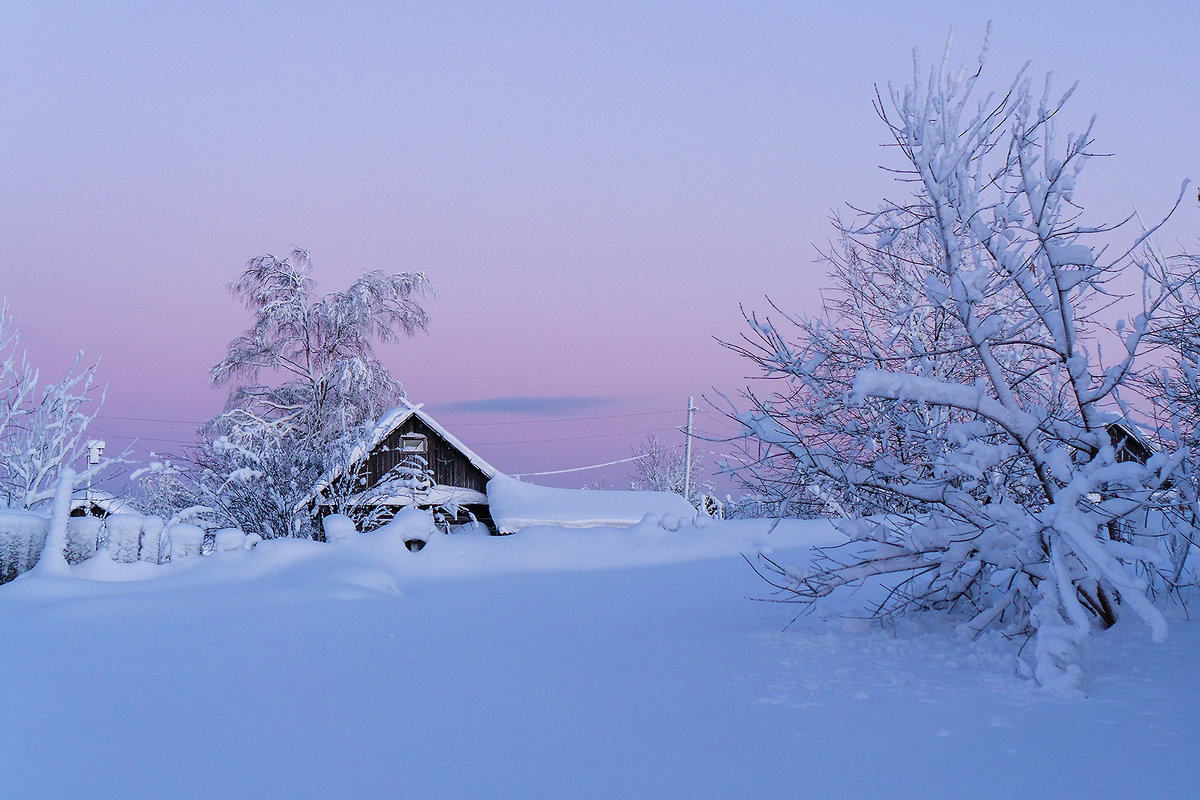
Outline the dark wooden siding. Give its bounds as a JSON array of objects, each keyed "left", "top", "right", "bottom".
[{"left": 365, "top": 416, "right": 489, "bottom": 493}]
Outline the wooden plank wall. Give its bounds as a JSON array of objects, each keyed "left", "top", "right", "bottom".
[{"left": 366, "top": 417, "right": 489, "bottom": 493}]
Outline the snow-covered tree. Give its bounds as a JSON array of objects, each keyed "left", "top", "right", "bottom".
[
  {"left": 1139, "top": 253, "right": 1200, "bottom": 590},
  {"left": 724, "top": 212, "right": 1002, "bottom": 519},
  {"left": 630, "top": 433, "right": 711, "bottom": 504},
  {"left": 0, "top": 300, "right": 119, "bottom": 512},
  {"left": 729, "top": 36, "right": 1197, "bottom": 688},
  {"left": 195, "top": 249, "right": 433, "bottom": 539}
]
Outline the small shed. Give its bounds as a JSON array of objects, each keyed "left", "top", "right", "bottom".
[{"left": 303, "top": 399, "right": 499, "bottom": 532}]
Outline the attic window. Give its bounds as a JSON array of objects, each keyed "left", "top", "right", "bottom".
[{"left": 400, "top": 434, "right": 428, "bottom": 455}]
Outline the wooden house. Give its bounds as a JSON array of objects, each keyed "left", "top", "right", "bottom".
[
  {"left": 302, "top": 400, "right": 499, "bottom": 533},
  {"left": 1106, "top": 421, "right": 1155, "bottom": 466}
]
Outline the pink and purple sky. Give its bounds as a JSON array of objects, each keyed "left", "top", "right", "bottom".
[{"left": 1, "top": 2, "right": 1196, "bottom": 489}]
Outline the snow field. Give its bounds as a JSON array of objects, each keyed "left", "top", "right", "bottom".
[{"left": 0, "top": 517, "right": 1194, "bottom": 798}]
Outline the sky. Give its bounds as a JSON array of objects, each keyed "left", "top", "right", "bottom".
[{"left": 0, "top": 1, "right": 1196, "bottom": 490}]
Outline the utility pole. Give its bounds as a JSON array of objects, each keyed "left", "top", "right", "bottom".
[
  {"left": 683, "top": 396, "right": 696, "bottom": 502},
  {"left": 85, "top": 439, "right": 105, "bottom": 507}
]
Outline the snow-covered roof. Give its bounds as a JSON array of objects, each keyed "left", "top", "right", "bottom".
[
  {"left": 486, "top": 474, "right": 696, "bottom": 535},
  {"left": 302, "top": 399, "right": 497, "bottom": 510}
]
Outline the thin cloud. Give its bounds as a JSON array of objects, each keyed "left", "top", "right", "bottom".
[{"left": 429, "top": 396, "right": 617, "bottom": 416}]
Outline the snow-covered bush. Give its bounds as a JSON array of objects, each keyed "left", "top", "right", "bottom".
[
  {"left": 167, "top": 523, "right": 205, "bottom": 561},
  {"left": 104, "top": 513, "right": 143, "bottom": 564},
  {"left": 728, "top": 35, "right": 1197, "bottom": 687},
  {"left": 1138, "top": 264, "right": 1200, "bottom": 591},
  {"left": 629, "top": 434, "right": 712, "bottom": 505}
]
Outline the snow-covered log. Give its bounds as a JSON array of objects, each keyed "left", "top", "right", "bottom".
[{"left": 487, "top": 474, "right": 697, "bottom": 535}]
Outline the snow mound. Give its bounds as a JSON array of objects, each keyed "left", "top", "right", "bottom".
[
  {"left": 487, "top": 474, "right": 696, "bottom": 534},
  {"left": 375, "top": 507, "right": 439, "bottom": 551},
  {"left": 322, "top": 514, "right": 357, "bottom": 543},
  {"left": 214, "top": 528, "right": 247, "bottom": 553}
]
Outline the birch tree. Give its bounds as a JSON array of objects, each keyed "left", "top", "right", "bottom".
[{"left": 195, "top": 249, "right": 433, "bottom": 538}]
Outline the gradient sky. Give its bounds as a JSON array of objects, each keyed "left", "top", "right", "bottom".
[{"left": 1, "top": 1, "right": 1196, "bottom": 489}]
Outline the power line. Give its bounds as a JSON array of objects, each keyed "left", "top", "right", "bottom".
[
  {"left": 445, "top": 409, "right": 679, "bottom": 426},
  {"left": 95, "top": 407, "right": 684, "bottom": 428},
  {"left": 97, "top": 414, "right": 203, "bottom": 425},
  {"left": 87, "top": 423, "right": 684, "bottom": 450},
  {"left": 474, "top": 425, "right": 681, "bottom": 447},
  {"left": 513, "top": 453, "right": 649, "bottom": 478},
  {"left": 88, "top": 425, "right": 196, "bottom": 446}
]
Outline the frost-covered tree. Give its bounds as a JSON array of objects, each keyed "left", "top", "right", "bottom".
[
  {"left": 729, "top": 36, "right": 1197, "bottom": 688},
  {"left": 630, "top": 433, "right": 710, "bottom": 504},
  {"left": 0, "top": 300, "right": 119, "bottom": 512},
  {"left": 195, "top": 249, "right": 433, "bottom": 538},
  {"left": 725, "top": 213, "right": 1003, "bottom": 519},
  {"left": 1139, "top": 254, "right": 1200, "bottom": 589}
]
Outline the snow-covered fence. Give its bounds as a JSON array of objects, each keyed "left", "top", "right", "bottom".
[
  {"left": 0, "top": 510, "right": 49, "bottom": 584},
  {"left": 140, "top": 516, "right": 165, "bottom": 564},
  {"left": 0, "top": 506, "right": 266, "bottom": 584},
  {"left": 167, "top": 523, "right": 205, "bottom": 560},
  {"left": 104, "top": 513, "right": 143, "bottom": 564},
  {"left": 214, "top": 528, "right": 246, "bottom": 553},
  {"left": 65, "top": 516, "right": 102, "bottom": 565}
]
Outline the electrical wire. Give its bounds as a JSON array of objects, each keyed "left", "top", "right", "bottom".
[
  {"left": 95, "top": 407, "right": 684, "bottom": 427},
  {"left": 474, "top": 425, "right": 681, "bottom": 446},
  {"left": 513, "top": 453, "right": 649, "bottom": 477}
]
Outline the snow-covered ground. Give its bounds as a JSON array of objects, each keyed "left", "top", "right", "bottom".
[{"left": 0, "top": 519, "right": 1194, "bottom": 799}]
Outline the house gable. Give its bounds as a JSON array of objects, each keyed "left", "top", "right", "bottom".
[{"left": 367, "top": 415, "right": 490, "bottom": 494}]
